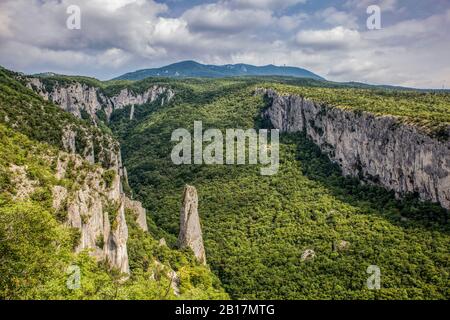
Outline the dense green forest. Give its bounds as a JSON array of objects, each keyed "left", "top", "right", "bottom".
[{"left": 109, "top": 78, "right": 449, "bottom": 299}]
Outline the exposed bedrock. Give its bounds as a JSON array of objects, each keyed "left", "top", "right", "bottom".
[
  {"left": 178, "top": 185, "right": 207, "bottom": 265},
  {"left": 259, "top": 88, "right": 450, "bottom": 210},
  {"left": 53, "top": 153, "right": 149, "bottom": 274},
  {"left": 26, "top": 78, "right": 174, "bottom": 122}
]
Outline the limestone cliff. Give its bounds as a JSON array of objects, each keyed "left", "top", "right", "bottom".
[
  {"left": 259, "top": 89, "right": 450, "bottom": 210},
  {"left": 178, "top": 185, "right": 206, "bottom": 265},
  {"left": 26, "top": 77, "right": 174, "bottom": 122},
  {"left": 123, "top": 197, "right": 148, "bottom": 232},
  {"left": 52, "top": 153, "right": 149, "bottom": 274},
  {"left": 61, "top": 123, "right": 123, "bottom": 175}
]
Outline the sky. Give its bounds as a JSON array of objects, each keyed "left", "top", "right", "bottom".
[{"left": 0, "top": 0, "right": 449, "bottom": 88}]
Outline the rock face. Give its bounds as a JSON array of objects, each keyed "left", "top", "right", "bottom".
[
  {"left": 26, "top": 78, "right": 174, "bottom": 122},
  {"left": 60, "top": 123, "right": 124, "bottom": 178},
  {"left": 301, "top": 249, "right": 315, "bottom": 261},
  {"left": 260, "top": 89, "right": 450, "bottom": 209},
  {"left": 52, "top": 153, "right": 149, "bottom": 274},
  {"left": 123, "top": 197, "right": 148, "bottom": 232},
  {"left": 9, "top": 164, "right": 37, "bottom": 200},
  {"left": 178, "top": 185, "right": 206, "bottom": 265}
]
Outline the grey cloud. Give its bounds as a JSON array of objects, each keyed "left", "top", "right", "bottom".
[
  {"left": 182, "top": 3, "right": 274, "bottom": 34},
  {"left": 229, "top": 0, "right": 307, "bottom": 10}
]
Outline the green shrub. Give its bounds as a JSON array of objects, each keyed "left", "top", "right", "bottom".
[{"left": 103, "top": 170, "right": 116, "bottom": 189}]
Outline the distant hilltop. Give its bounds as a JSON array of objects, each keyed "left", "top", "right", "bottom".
[{"left": 113, "top": 60, "right": 325, "bottom": 81}]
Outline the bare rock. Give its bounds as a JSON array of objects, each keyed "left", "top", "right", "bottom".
[
  {"left": 334, "top": 240, "right": 350, "bottom": 252},
  {"left": 152, "top": 261, "right": 180, "bottom": 296},
  {"left": 159, "top": 238, "right": 167, "bottom": 247},
  {"left": 27, "top": 78, "right": 174, "bottom": 123},
  {"left": 301, "top": 249, "right": 315, "bottom": 262},
  {"left": 9, "top": 164, "right": 37, "bottom": 200},
  {"left": 123, "top": 196, "right": 148, "bottom": 232},
  {"left": 52, "top": 185, "right": 68, "bottom": 211},
  {"left": 61, "top": 153, "right": 130, "bottom": 274},
  {"left": 178, "top": 185, "right": 206, "bottom": 265}
]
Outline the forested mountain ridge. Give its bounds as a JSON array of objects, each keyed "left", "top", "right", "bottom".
[
  {"left": 1, "top": 65, "right": 449, "bottom": 299},
  {"left": 113, "top": 60, "right": 325, "bottom": 81}
]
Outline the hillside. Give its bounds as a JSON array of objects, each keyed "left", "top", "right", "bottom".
[
  {"left": 113, "top": 60, "right": 325, "bottom": 81},
  {"left": 0, "top": 68, "right": 227, "bottom": 299}
]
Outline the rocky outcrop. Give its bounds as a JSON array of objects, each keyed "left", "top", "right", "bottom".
[
  {"left": 123, "top": 196, "right": 148, "bottom": 232},
  {"left": 27, "top": 78, "right": 108, "bottom": 120},
  {"left": 301, "top": 249, "right": 315, "bottom": 261},
  {"left": 21, "top": 76, "right": 153, "bottom": 274},
  {"left": 9, "top": 164, "right": 37, "bottom": 200},
  {"left": 152, "top": 260, "right": 180, "bottom": 296},
  {"left": 178, "top": 185, "right": 206, "bottom": 265},
  {"left": 52, "top": 153, "right": 149, "bottom": 274},
  {"left": 260, "top": 89, "right": 450, "bottom": 209},
  {"left": 26, "top": 78, "right": 174, "bottom": 122},
  {"left": 61, "top": 124, "right": 123, "bottom": 176},
  {"left": 109, "top": 87, "right": 173, "bottom": 111},
  {"left": 53, "top": 154, "right": 129, "bottom": 273}
]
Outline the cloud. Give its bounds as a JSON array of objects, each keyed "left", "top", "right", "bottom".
[
  {"left": 345, "top": 0, "right": 398, "bottom": 12},
  {"left": 182, "top": 3, "right": 273, "bottom": 34},
  {"left": 315, "top": 7, "right": 359, "bottom": 29},
  {"left": 363, "top": 9, "right": 450, "bottom": 45},
  {"left": 229, "top": 0, "right": 307, "bottom": 10},
  {"left": 276, "top": 13, "right": 309, "bottom": 31},
  {"left": 0, "top": 0, "right": 448, "bottom": 88},
  {"left": 296, "top": 27, "right": 361, "bottom": 50}
]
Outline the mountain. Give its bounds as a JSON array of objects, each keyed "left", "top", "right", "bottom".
[{"left": 113, "top": 60, "right": 325, "bottom": 81}]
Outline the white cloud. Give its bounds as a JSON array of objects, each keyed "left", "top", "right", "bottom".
[
  {"left": 316, "top": 7, "right": 359, "bottom": 29},
  {"left": 90, "top": 0, "right": 148, "bottom": 12},
  {"left": 296, "top": 27, "right": 361, "bottom": 50},
  {"left": 345, "top": 0, "right": 398, "bottom": 12},
  {"left": 363, "top": 9, "right": 450, "bottom": 45},
  {"left": 276, "top": 13, "right": 309, "bottom": 31}
]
